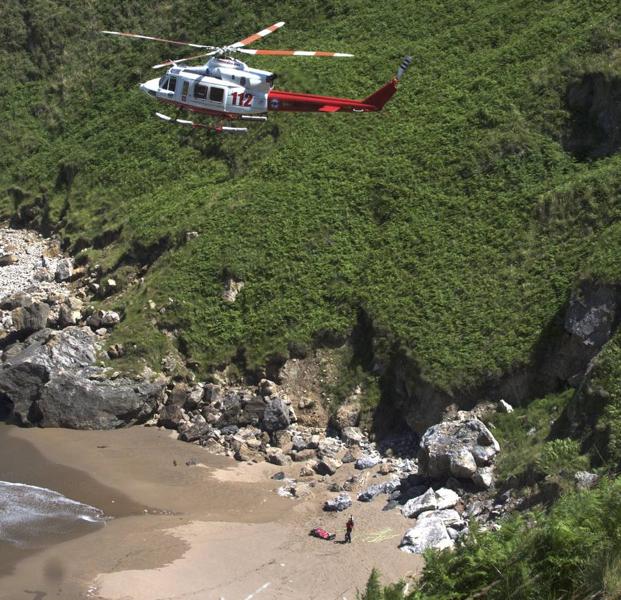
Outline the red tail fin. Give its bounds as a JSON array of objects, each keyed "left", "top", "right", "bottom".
[
  {"left": 363, "top": 79, "right": 399, "bottom": 110},
  {"left": 363, "top": 56, "right": 412, "bottom": 110}
]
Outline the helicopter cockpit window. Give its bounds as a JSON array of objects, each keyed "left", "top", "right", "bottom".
[
  {"left": 194, "top": 84, "right": 208, "bottom": 100},
  {"left": 209, "top": 86, "right": 224, "bottom": 103},
  {"left": 167, "top": 77, "right": 177, "bottom": 93},
  {"left": 159, "top": 76, "right": 169, "bottom": 90}
]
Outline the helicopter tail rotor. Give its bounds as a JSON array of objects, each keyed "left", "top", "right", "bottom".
[
  {"left": 396, "top": 56, "right": 413, "bottom": 81},
  {"left": 361, "top": 56, "right": 413, "bottom": 110}
]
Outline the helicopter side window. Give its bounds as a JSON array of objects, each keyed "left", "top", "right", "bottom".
[
  {"left": 194, "top": 84, "right": 208, "bottom": 100},
  {"left": 167, "top": 77, "right": 177, "bottom": 93},
  {"left": 240, "top": 77, "right": 247, "bottom": 86},
  {"left": 209, "top": 86, "right": 224, "bottom": 103}
]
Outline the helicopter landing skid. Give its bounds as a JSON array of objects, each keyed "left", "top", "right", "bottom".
[{"left": 155, "top": 112, "right": 248, "bottom": 134}]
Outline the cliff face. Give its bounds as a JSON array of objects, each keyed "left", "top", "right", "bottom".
[
  {"left": 2, "top": 0, "right": 621, "bottom": 432},
  {"left": 365, "top": 281, "right": 621, "bottom": 433}
]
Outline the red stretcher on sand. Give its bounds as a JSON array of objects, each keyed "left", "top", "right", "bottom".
[{"left": 310, "top": 527, "right": 336, "bottom": 541}]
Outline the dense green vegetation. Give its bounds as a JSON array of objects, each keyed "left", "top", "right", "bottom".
[
  {"left": 564, "top": 331, "right": 621, "bottom": 469},
  {"left": 364, "top": 477, "right": 621, "bottom": 599},
  {"left": 1, "top": 0, "right": 620, "bottom": 386},
  {"left": 488, "top": 390, "right": 584, "bottom": 484}
]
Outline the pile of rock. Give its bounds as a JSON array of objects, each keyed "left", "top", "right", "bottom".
[
  {"left": 152, "top": 379, "right": 392, "bottom": 475},
  {"left": 394, "top": 413, "right": 504, "bottom": 553},
  {"left": 398, "top": 486, "right": 466, "bottom": 553},
  {"left": 0, "top": 227, "right": 139, "bottom": 428},
  {"left": 0, "top": 227, "right": 123, "bottom": 347},
  {"left": 0, "top": 228, "right": 73, "bottom": 304}
]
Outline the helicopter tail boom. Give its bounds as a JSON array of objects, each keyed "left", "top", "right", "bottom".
[{"left": 268, "top": 56, "right": 412, "bottom": 113}]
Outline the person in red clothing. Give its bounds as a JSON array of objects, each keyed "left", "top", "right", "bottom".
[{"left": 345, "top": 515, "right": 354, "bottom": 543}]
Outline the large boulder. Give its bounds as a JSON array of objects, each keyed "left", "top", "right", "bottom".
[
  {"left": 401, "top": 487, "right": 460, "bottom": 518},
  {"left": 240, "top": 394, "right": 268, "bottom": 427},
  {"left": 216, "top": 391, "right": 243, "bottom": 426},
  {"left": 335, "top": 402, "right": 360, "bottom": 430},
  {"left": 400, "top": 517, "right": 454, "bottom": 554},
  {"left": 266, "top": 448, "right": 292, "bottom": 466},
  {"left": 355, "top": 454, "right": 381, "bottom": 470},
  {"left": 55, "top": 258, "right": 73, "bottom": 282},
  {"left": 157, "top": 404, "right": 185, "bottom": 429},
  {"left": 0, "top": 326, "right": 164, "bottom": 428},
  {"left": 324, "top": 493, "right": 352, "bottom": 512},
  {"left": 418, "top": 417, "right": 500, "bottom": 486},
  {"left": 262, "top": 397, "right": 290, "bottom": 432},
  {"left": 58, "top": 297, "right": 83, "bottom": 327},
  {"left": 11, "top": 302, "right": 50, "bottom": 335},
  {"left": 401, "top": 487, "right": 437, "bottom": 518},
  {"left": 314, "top": 457, "right": 342, "bottom": 476},
  {"left": 341, "top": 426, "right": 364, "bottom": 446},
  {"left": 178, "top": 422, "right": 212, "bottom": 443},
  {"left": 358, "top": 478, "right": 400, "bottom": 502},
  {"left": 435, "top": 488, "right": 460, "bottom": 510},
  {"left": 86, "top": 310, "right": 120, "bottom": 329},
  {"left": 38, "top": 374, "right": 163, "bottom": 429}
]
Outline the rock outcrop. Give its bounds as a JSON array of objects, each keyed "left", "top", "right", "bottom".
[{"left": 0, "top": 327, "right": 164, "bottom": 428}]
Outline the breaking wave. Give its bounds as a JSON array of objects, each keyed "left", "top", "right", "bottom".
[{"left": 0, "top": 481, "right": 106, "bottom": 547}]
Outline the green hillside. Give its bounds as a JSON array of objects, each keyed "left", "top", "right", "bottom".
[{"left": 2, "top": 0, "right": 621, "bottom": 391}]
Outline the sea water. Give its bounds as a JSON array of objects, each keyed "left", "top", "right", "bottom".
[{"left": 0, "top": 480, "right": 106, "bottom": 548}]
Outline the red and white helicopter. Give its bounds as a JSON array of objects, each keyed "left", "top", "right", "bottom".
[{"left": 102, "top": 21, "right": 412, "bottom": 133}]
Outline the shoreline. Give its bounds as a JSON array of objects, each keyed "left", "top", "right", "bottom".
[{"left": 0, "top": 424, "right": 421, "bottom": 599}]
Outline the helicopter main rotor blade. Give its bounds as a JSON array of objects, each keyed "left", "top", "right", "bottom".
[
  {"left": 229, "top": 21, "right": 285, "bottom": 48},
  {"left": 234, "top": 48, "right": 353, "bottom": 57},
  {"left": 101, "top": 30, "right": 216, "bottom": 50},
  {"left": 152, "top": 51, "right": 218, "bottom": 69}
]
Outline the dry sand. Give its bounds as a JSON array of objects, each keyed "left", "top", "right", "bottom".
[{"left": 0, "top": 425, "right": 422, "bottom": 599}]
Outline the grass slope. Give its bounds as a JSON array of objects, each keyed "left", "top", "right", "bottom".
[{"left": 1, "top": 0, "right": 621, "bottom": 386}]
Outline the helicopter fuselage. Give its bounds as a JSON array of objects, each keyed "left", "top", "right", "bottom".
[
  {"left": 140, "top": 57, "right": 273, "bottom": 118},
  {"left": 139, "top": 55, "right": 397, "bottom": 118}
]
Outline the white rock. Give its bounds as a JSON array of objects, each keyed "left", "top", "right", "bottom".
[
  {"left": 417, "top": 509, "right": 463, "bottom": 528},
  {"left": 498, "top": 399, "right": 514, "bottom": 413},
  {"left": 222, "top": 277, "right": 244, "bottom": 303},
  {"left": 355, "top": 454, "right": 381, "bottom": 470},
  {"left": 435, "top": 488, "right": 460, "bottom": 510},
  {"left": 401, "top": 487, "right": 437, "bottom": 518},
  {"left": 472, "top": 466, "right": 495, "bottom": 489},
  {"left": 55, "top": 258, "right": 73, "bottom": 282},
  {"left": 449, "top": 448, "right": 478, "bottom": 479},
  {"left": 341, "top": 426, "right": 364, "bottom": 445},
  {"left": 101, "top": 311, "right": 120, "bottom": 326},
  {"left": 324, "top": 493, "right": 352, "bottom": 512},
  {"left": 400, "top": 519, "right": 454, "bottom": 554}
]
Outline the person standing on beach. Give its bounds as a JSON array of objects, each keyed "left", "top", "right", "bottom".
[{"left": 345, "top": 515, "right": 354, "bottom": 543}]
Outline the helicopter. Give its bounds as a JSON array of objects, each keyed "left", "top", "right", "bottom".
[{"left": 102, "top": 21, "right": 412, "bottom": 133}]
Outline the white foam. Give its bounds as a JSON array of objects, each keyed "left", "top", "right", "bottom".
[{"left": 0, "top": 480, "right": 105, "bottom": 547}]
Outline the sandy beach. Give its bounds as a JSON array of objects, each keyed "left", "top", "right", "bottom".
[{"left": 0, "top": 424, "right": 421, "bottom": 599}]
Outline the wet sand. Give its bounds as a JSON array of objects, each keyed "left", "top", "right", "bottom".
[{"left": 0, "top": 425, "right": 421, "bottom": 599}]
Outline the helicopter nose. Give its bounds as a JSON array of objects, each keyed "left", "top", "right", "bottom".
[{"left": 139, "top": 78, "right": 159, "bottom": 97}]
